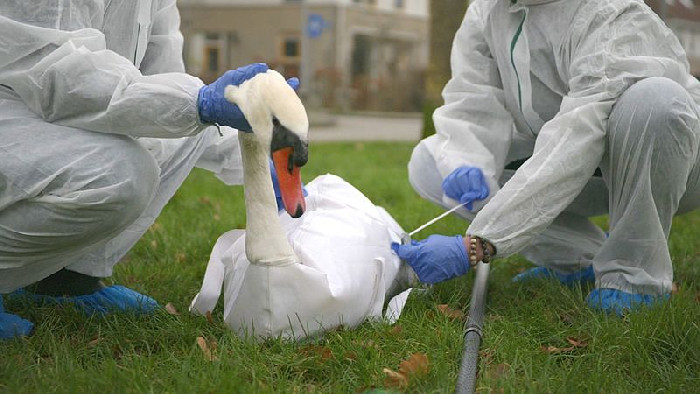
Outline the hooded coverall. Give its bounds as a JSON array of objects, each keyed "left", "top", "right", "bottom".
[
  {"left": 0, "top": 0, "right": 244, "bottom": 293},
  {"left": 408, "top": 0, "right": 700, "bottom": 296}
]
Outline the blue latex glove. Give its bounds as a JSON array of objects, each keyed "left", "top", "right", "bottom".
[
  {"left": 10, "top": 286, "right": 159, "bottom": 316},
  {"left": 512, "top": 265, "right": 595, "bottom": 287},
  {"left": 441, "top": 166, "right": 490, "bottom": 210},
  {"left": 0, "top": 295, "right": 34, "bottom": 340},
  {"left": 586, "top": 288, "right": 670, "bottom": 317},
  {"left": 391, "top": 235, "right": 469, "bottom": 284},
  {"left": 197, "top": 63, "right": 268, "bottom": 131},
  {"left": 197, "top": 63, "right": 301, "bottom": 132},
  {"left": 269, "top": 159, "right": 307, "bottom": 212}
]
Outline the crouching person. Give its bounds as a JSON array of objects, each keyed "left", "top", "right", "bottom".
[{"left": 392, "top": 0, "right": 700, "bottom": 316}]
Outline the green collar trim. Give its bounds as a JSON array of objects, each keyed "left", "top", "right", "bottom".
[
  {"left": 509, "top": 11, "right": 535, "bottom": 134},
  {"left": 509, "top": 11, "right": 526, "bottom": 112}
]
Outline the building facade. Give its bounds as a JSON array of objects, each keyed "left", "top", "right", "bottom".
[
  {"left": 176, "top": 1, "right": 699, "bottom": 112},
  {"left": 177, "top": 0, "right": 430, "bottom": 112}
]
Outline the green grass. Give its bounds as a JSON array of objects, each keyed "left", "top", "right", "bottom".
[{"left": 2, "top": 141, "right": 699, "bottom": 393}]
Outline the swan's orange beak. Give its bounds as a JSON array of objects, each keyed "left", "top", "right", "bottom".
[{"left": 272, "top": 146, "right": 306, "bottom": 218}]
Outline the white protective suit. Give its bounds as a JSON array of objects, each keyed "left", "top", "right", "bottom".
[
  {"left": 0, "top": 0, "right": 244, "bottom": 292},
  {"left": 409, "top": 0, "right": 700, "bottom": 295}
]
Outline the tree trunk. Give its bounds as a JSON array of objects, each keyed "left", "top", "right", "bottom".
[{"left": 422, "top": 0, "right": 469, "bottom": 139}]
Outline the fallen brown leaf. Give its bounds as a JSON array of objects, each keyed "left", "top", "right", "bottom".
[
  {"left": 87, "top": 336, "right": 101, "bottom": 348},
  {"left": 540, "top": 345, "right": 575, "bottom": 354},
  {"left": 541, "top": 336, "right": 588, "bottom": 354},
  {"left": 206, "top": 311, "right": 214, "bottom": 325},
  {"left": 389, "top": 325, "right": 403, "bottom": 336},
  {"left": 300, "top": 344, "right": 334, "bottom": 360},
  {"left": 175, "top": 252, "right": 187, "bottom": 263},
  {"left": 343, "top": 351, "right": 357, "bottom": 361},
  {"left": 437, "top": 304, "right": 465, "bottom": 320},
  {"left": 566, "top": 337, "right": 587, "bottom": 348},
  {"left": 399, "top": 353, "right": 429, "bottom": 378},
  {"left": 383, "top": 353, "right": 429, "bottom": 389},
  {"left": 672, "top": 282, "right": 679, "bottom": 294},
  {"left": 383, "top": 368, "right": 408, "bottom": 389},
  {"left": 165, "top": 302, "right": 179, "bottom": 315},
  {"left": 196, "top": 336, "right": 218, "bottom": 361}
]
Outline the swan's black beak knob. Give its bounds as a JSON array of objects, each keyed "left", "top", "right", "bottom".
[{"left": 271, "top": 118, "right": 308, "bottom": 218}]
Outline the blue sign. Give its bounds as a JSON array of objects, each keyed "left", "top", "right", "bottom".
[{"left": 306, "top": 13, "right": 328, "bottom": 38}]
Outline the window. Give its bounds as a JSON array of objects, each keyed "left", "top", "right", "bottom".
[
  {"left": 284, "top": 38, "right": 300, "bottom": 58},
  {"left": 203, "top": 33, "right": 222, "bottom": 74},
  {"left": 279, "top": 35, "right": 301, "bottom": 60},
  {"left": 276, "top": 34, "right": 301, "bottom": 78},
  {"left": 206, "top": 47, "right": 219, "bottom": 73}
]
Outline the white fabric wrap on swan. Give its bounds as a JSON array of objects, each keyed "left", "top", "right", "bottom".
[{"left": 190, "top": 175, "right": 416, "bottom": 340}]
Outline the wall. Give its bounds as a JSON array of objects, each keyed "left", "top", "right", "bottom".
[
  {"left": 177, "top": 0, "right": 429, "bottom": 111},
  {"left": 178, "top": 0, "right": 427, "bottom": 16}
]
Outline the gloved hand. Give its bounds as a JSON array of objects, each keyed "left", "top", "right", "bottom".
[
  {"left": 197, "top": 63, "right": 301, "bottom": 132},
  {"left": 0, "top": 295, "right": 34, "bottom": 340},
  {"left": 391, "top": 235, "right": 470, "bottom": 284},
  {"left": 441, "top": 166, "right": 490, "bottom": 211},
  {"left": 270, "top": 159, "right": 307, "bottom": 212}
]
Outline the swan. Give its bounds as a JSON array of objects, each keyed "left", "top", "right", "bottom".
[
  {"left": 190, "top": 70, "right": 415, "bottom": 340},
  {"left": 224, "top": 70, "right": 309, "bottom": 267}
]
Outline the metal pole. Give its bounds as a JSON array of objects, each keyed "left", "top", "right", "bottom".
[{"left": 455, "top": 261, "right": 491, "bottom": 394}]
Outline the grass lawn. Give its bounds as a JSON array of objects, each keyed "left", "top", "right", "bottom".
[{"left": 1, "top": 141, "right": 698, "bottom": 392}]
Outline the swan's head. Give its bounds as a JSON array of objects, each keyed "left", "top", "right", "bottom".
[{"left": 224, "top": 70, "right": 309, "bottom": 218}]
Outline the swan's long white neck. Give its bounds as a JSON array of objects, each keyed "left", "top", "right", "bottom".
[
  {"left": 238, "top": 132, "right": 298, "bottom": 266},
  {"left": 225, "top": 69, "right": 307, "bottom": 266}
]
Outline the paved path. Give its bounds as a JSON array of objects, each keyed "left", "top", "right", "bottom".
[{"left": 309, "top": 112, "right": 423, "bottom": 142}]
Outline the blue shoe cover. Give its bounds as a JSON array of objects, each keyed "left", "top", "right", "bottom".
[
  {"left": 512, "top": 265, "right": 595, "bottom": 286},
  {"left": 0, "top": 296, "right": 34, "bottom": 340},
  {"left": 586, "top": 288, "right": 670, "bottom": 316},
  {"left": 11, "top": 286, "right": 159, "bottom": 316}
]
